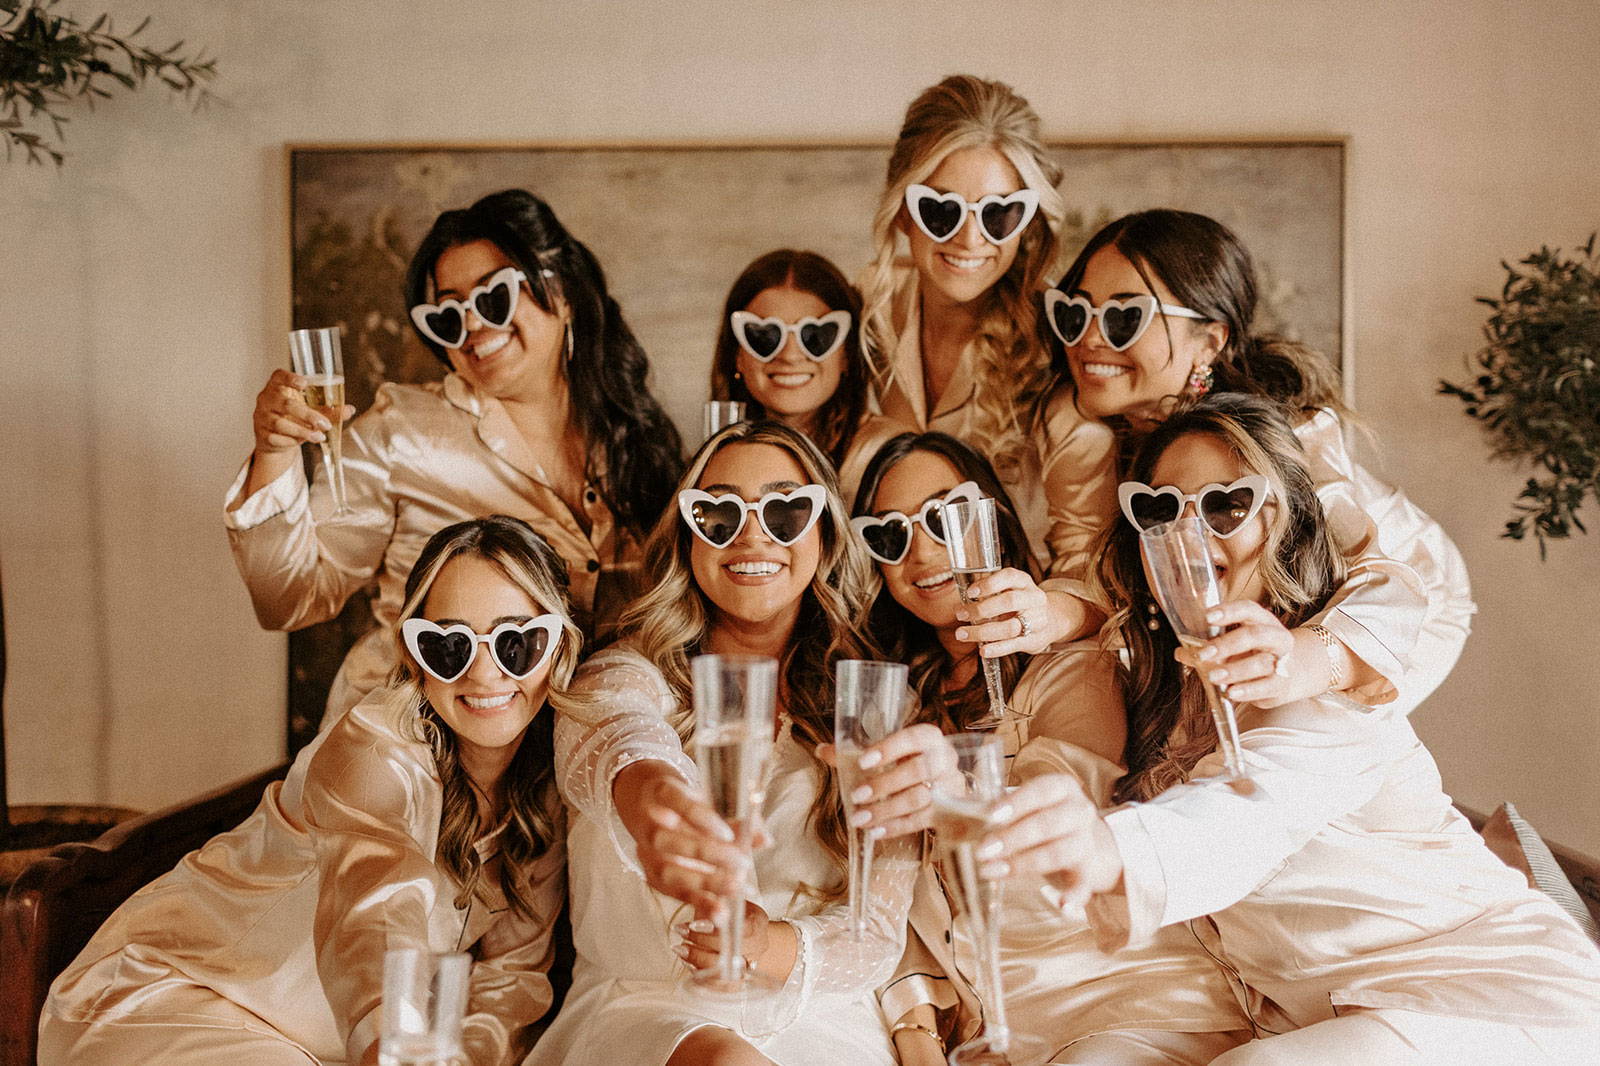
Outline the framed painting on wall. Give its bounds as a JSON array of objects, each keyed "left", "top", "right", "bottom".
[{"left": 285, "top": 137, "right": 1345, "bottom": 750}]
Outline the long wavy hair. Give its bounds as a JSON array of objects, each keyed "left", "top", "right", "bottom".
[
  {"left": 1092, "top": 394, "right": 1347, "bottom": 803},
  {"left": 618, "top": 421, "right": 877, "bottom": 891},
  {"left": 405, "top": 189, "right": 685, "bottom": 538},
  {"left": 852, "top": 432, "right": 1037, "bottom": 734},
  {"left": 384, "top": 515, "right": 586, "bottom": 920},
  {"left": 860, "top": 74, "right": 1064, "bottom": 478},
  {"left": 1046, "top": 209, "right": 1348, "bottom": 439},
  {"left": 709, "top": 249, "right": 869, "bottom": 471}
]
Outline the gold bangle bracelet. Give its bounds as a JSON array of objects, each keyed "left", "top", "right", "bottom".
[
  {"left": 890, "top": 1021, "right": 943, "bottom": 1048},
  {"left": 1304, "top": 623, "right": 1345, "bottom": 690}
]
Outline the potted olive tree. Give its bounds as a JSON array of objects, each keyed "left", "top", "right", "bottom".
[{"left": 1440, "top": 235, "right": 1600, "bottom": 555}]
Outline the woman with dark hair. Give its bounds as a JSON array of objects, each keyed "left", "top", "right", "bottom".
[
  {"left": 709, "top": 248, "right": 900, "bottom": 498},
  {"left": 1026, "top": 207, "right": 1467, "bottom": 716},
  {"left": 530, "top": 421, "right": 914, "bottom": 1066},
  {"left": 227, "top": 188, "right": 683, "bottom": 723},
  {"left": 974, "top": 394, "right": 1600, "bottom": 1063},
  {"left": 42, "top": 516, "right": 581, "bottom": 1065},
  {"left": 844, "top": 433, "right": 1248, "bottom": 1066}
]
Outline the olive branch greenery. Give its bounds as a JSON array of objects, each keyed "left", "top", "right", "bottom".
[
  {"left": 0, "top": 0, "right": 217, "bottom": 167},
  {"left": 1439, "top": 235, "right": 1600, "bottom": 555}
]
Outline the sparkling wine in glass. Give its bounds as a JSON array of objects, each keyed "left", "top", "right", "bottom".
[
  {"left": 703, "top": 400, "right": 747, "bottom": 442},
  {"left": 930, "top": 733, "right": 1012, "bottom": 1065},
  {"left": 1140, "top": 516, "right": 1245, "bottom": 779},
  {"left": 379, "top": 948, "right": 470, "bottom": 1066},
  {"left": 834, "top": 659, "right": 911, "bottom": 939},
  {"left": 690, "top": 653, "right": 778, "bottom": 992},
  {"left": 942, "top": 496, "right": 1008, "bottom": 729},
  {"left": 289, "top": 326, "right": 349, "bottom": 515}
]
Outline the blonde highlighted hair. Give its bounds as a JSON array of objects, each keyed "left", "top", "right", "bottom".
[
  {"left": 383, "top": 515, "right": 587, "bottom": 920},
  {"left": 619, "top": 421, "right": 878, "bottom": 892},
  {"left": 861, "top": 74, "right": 1064, "bottom": 476}
]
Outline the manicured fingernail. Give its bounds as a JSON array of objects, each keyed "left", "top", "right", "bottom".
[
  {"left": 990, "top": 802, "right": 1014, "bottom": 823},
  {"left": 1199, "top": 646, "right": 1217, "bottom": 661},
  {"left": 980, "top": 860, "right": 1009, "bottom": 879},
  {"left": 1209, "top": 669, "right": 1228, "bottom": 683},
  {"left": 849, "top": 809, "right": 872, "bottom": 828},
  {"left": 976, "top": 838, "right": 1003, "bottom": 860},
  {"left": 867, "top": 826, "right": 886, "bottom": 840},
  {"left": 1207, "top": 609, "right": 1222, "bottom": 623},
  {"left": 673, "top": 943, "right": 689, "bottom": 958},
  {"left": 851, "top": 785, "right": 872, "bottom": 803},
  {"left": 956, "top": 629, "right": 969, "bottom": 641},
  {"left": 858, "top": 751, "right": 881, "bottom": 770},
  {"left": 312, "top": 432, "right": 326, "bottom": 443},
  {"left": 316, "top": 417, "right": 331, "bottom": 431},
  {"left": 689, "top": 918, "right": 715, "bottom": 934},
  {"left": 955, "top": 608, "right": 969, "bottom": 622},
  {"left": 712, "top": 822, "right": 734, "bottom": 843}
]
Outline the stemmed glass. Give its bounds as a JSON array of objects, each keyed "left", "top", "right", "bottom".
[
  {"left": 703, "top": 400, "right": 747, "bottom": 442},
  {"left": 379, "top": 948, "right": 470, "bottom": 1066},
  {"left": 1140, "top": 516, "right": 1246, "bottom": 779},
  {"left": 930, "top": 733, "right": 1012, "bottom": 1066},
  {"left": 833, "top": 659, "right": 911, "bottom": 939},
  {"left": 689, "top": 653, "right": 779, "bottom": 992},
  {"left": 288, "top": 326, "right": 350, "bottom": 515},
  {"left": 942, "top": 496, "right": 1008, "bottom": 729}
]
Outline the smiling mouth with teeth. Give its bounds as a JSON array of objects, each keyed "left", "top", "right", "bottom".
[
  {"left": 766, "top": 372, "right": 814, "bottom": 387},
  {"left": 939, "top": 253, "right": 990, "bottom": 271},
  {"left": 913, "top": 569, "right": 953, "bottom": 590},
  {"left": 467, "top": 331, "right": 512, "bottom": 360},
  {"left": 462, "top": 692, "right": 515, "bottom": 711},
  {"left": 1080, "top": 361, "right": 1132, "bottom": 379},
  {"left": 727, "top": 561, "right": 783, "bottom": 577}
]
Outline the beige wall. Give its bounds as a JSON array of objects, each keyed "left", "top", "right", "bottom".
[{"left": 4, "top": 0, "right": 1597, "bottom": 852}]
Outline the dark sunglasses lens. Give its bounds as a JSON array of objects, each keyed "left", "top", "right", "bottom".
[
  {"left": 923, "top": 506, "right": 948, "bottom": 544},
  {"left": 1101, "top": 304, "right": 1146, "bottom": 349},
  {"left": 474, "top": 278, "right": 516, "bottom": 327},
  {"left": 1053, "top": 301, "right": 1089, "bottom": 346},
  {"left": 1201, "top": 487, "right": 1257, "bottom": 536},
  {"left": 1129, "top": 492, "right": 1180, "bottom": 531},
  {"left": 980, "top": 200, "right": 1027, "bottom": 241},
  {"left": 417, "top": 629, "right": 473, "bottom": 679},
  {"left": 862, "top": 518, "right": 911, "bottom": 561},
  {"left": 760, "top": 496, "right": 817, "bottom": 544},
  {"left": 424, "top": 307, "right": 466, "bottom": 347},
  {"left": 915, "top": 197, "right": 964, "bottom": 240},
  {"left": 494, "top": 625, "right": 549, "bottom": 677},
  {"left": 739, "top": 321, "right": 785, "bottom": 359},
  {"left": 690, "top": 498, "right": 744, "bottom": 546},
  {"left": 797, "top": 321, "right": 840, "bottom": 359}
]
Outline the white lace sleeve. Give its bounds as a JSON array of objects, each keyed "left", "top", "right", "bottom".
[
  {"left": 554, "top": 649, "right": 696, "bottom": 876},
  {"left": 766, "top": 833, "right": 920, "bottom": 1028}
]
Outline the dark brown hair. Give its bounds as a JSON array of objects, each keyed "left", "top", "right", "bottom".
[{"left": 709, "top": 249, "right": 868, "bottom": 470}]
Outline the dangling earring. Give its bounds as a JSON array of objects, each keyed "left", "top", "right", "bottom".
[
  {"left": 1187, "top": 362, "right": 1214, "bottom": 396},
  {"left": 1146, "top": 602, "right": 1162, "bottom": 631},
  {"left": 733, "top": 370, "right": 742, "bottom": 382},
  {"left": 564, "top": 320, "right": 574, "bottom": 363}
]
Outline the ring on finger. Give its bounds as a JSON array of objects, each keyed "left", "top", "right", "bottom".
[
  {"left": 1017, "top": 612, "right": 1032, "bottom": 639},
  {"left": 1272, "top": 653, "right": 1291, "bottom": 678}
]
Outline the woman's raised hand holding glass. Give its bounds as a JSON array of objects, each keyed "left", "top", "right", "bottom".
[{"left": 834, "top": 660, "right": 911, "bottom": 938}]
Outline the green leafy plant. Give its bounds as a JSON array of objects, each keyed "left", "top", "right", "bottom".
[
  {"left": 1440, "top": 235, "right": 1600, "bottom": 555},
  {"left": 0, "top": 0, "right": 216, "bottom": 166}
]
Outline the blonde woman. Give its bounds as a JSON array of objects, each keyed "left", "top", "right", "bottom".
[
  {"left": 42, "top": 516, "right": 579, "bottom": 1065},
  {"left": 531, "top": 421, "right": 916, "bottom": 1066},
  {"left": 860, "top": 73, "right": 1117, "bottom": 669}
]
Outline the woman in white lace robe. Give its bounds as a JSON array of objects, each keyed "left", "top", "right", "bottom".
[{"left": 527, "top": 421, "right": 917, "bottom": 1066}]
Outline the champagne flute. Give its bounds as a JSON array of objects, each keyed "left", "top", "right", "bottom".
[
  {"left": 930, "top": 733, "right": 1012, "bottom": 1066},
  {"left": 379, "top": 948, "right": 470, "bottom": 1066},
  {"left": 703, "top": 400, "right": 747, "bottom": 442},
  {"left": 833, "top": 659, "right": 911, "bottom": 939},
  {"left": 1140, "top": 516, "right": 1246, "bottom": 779},
  {"left": 942, "top": 496, "right": 1008, "bottom": 729},
  {"left": 689, "top": 653, "right": 778, "bottom": 992},
  {"left": 288, "top": 326, "right": 350, "bottom": 515}
]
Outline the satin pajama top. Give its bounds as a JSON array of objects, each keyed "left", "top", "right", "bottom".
[
  {"left": 224, "top": 373, "right": 643, "bottom": 723},
  {"left": 1083, "top": 689, "right": 1600, "bottom": 1031},
  {"left": 44, "top": 694, "right": 566, "bottom": 1065},
  {"left": 880, "top": 648, "right": 1249, "bottom": 1062}
]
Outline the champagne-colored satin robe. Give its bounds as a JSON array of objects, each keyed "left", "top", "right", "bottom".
[
  {"left": 879, "top": 649, "right": 1249, "bottom": 1064},
  {"left": 1298, "top": 408, "right": 1475, "bottom": 715},
  {"left": 40, "top": 695, "right": 565, "bottom": 1066},
  {"left": 1080, "top": 689, "right": 1600, "bottom": 1042},
  {"left": 871, "top": 265, "right": 1118, "bottom": 576},
  {"left": 528, "top": 648, "right": 916, "bottom": 1066},
  {"left": 225, "top": 374, "right": 644, "bottom": 724}
]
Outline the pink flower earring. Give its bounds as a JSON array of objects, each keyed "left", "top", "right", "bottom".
[{"left": 1187, "top": 362, "right": 1215, "bottom": 396}]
